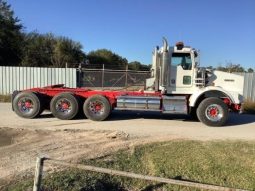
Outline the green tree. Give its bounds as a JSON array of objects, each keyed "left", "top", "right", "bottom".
[
  {"left": 21, "top": 32, "right": 55, "bottom": 67},
  {"left": 0, "top": 0, "right": 23, "bottom": 66},
  {"left": 52, "top": 37, "right": 85, "bottom": 68},
  {"left": 229, "top": 64, "right": 245, "bottom": 73},
  {"left": 216, "top": 62, "right": 245, "bottom": 73},
  {"left": 247, "top": 68, "right": 254, "bottom": 73},
  {"left": 128, "top": 61, "right": 150, "bottom": 71},
  {"left": 22, "top": 32, "right": 85, "bottom": 67},
  {"left": 86, "top": 49, "right": 128, "bottom": 69}
]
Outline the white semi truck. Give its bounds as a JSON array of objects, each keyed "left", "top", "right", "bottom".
[{"left": 12, "top": 38, "right": 244, "bottom": 127}]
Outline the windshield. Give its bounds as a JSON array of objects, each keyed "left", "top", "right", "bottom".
[{"left": 171, "top": 53, "right": 192, "bottom": 70}]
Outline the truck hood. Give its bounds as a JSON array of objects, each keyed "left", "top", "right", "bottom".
[{"left": 207, "top": 70, "right": 244, "bottom": 102}]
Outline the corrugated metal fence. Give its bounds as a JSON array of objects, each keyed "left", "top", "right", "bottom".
[
  {"left": 0, "top": 66, "right": 77, "bottom": 95},
  {"left": 235, "top": 72, "right": 255, "bottom": 102}
]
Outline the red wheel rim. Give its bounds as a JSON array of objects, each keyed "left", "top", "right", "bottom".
[
  {"left": 205, "top": 104, "right": 223, "bottom": 122},
  {"left": 18, "top": 98, "right": 34, "bottom": 113},
  {"left": 56, "top": 99, "right": 72, "bottom": 113},
  {"left": 89, "top": 101, "right": 104, "bottom": 115}
]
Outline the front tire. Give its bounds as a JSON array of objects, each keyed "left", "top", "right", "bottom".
[
  {"left": 13, "top": 91, "right": 43, "bottom": 119},
  {"left": 83, "top": 95, "right": 111, "bottom": 121},
  {"left": 196, "top": 97, "right": 229, "bottom": 127},
  {"left": 50, "top": 92, "right": 79, "bottom": 120}
]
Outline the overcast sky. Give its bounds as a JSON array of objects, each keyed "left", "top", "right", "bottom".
[{"left": 8, "top": 0, "right": 255, "bottom": 69}]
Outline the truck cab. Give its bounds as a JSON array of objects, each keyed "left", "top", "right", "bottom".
[{"left": 145, "top": 38, "right": 244, "bottom": 126}]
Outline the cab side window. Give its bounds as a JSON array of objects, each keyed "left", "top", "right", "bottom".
[{"left": 171, "top": 53, "right": 192, "bottom": 70}]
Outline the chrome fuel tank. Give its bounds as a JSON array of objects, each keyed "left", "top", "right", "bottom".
[
  {"left": 162, "top": 96, "right": 187, "bottom": 114},
  {"left": 116, "top": 96, "right": 161, "bottom": 110}
]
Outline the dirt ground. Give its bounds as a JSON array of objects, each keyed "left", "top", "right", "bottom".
[
  {"left": 0, "top": 127, "right": 133, "bottom": 186},
  {"left": 0, "top": 102, "right": 255, "bottom": 187}
]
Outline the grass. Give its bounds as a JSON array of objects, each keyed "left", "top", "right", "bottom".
[
  {"left": 243, "top": 100, "right": 255, "bottom": 114},
  {"left": 0, "top": 94, "right": 11, "bottom": 102},
  {"left": 7, "top": 140, "right": 255, "bottom": 191}
]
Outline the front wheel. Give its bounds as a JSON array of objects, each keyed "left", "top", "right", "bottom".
[
  {"left": 83, "top": 95, "right": 111, "bottom": 121},
  {"left": 196, "top": 97, "right": 229, "bottom": 127}
]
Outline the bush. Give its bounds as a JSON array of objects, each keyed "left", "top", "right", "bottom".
[
  {"left": 243, "top": 100, "right": 255, "bottom": 114},
  {"left": 0, "top": 95, "right": 11, "bottom": 102}
]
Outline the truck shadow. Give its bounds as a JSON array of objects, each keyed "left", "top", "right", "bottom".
[
  {"left": 37, "top": 111, "right": 255, "bottom": 126},
  {"left": 109, "top": 111, "right": 255, "bottom": 126},
  {"left": 226, "top": 113, "right": 255, "bottom": 126},
  {"left": 109, "top": 111, "right": 197, "bottom": 121}
]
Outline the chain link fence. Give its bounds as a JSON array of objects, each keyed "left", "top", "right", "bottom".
[{"left": 78, "top": 69, "right": 151, "bottom": 90}]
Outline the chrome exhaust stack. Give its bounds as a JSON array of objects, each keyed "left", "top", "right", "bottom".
[
  {"left": 145, "top": 37, "right": 170, "bottom": 93},
  {"left": 160, "top": 37, "right": 169, "bottom": 94}
]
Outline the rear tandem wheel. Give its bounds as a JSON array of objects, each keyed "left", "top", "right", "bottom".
[
  {"left": 13, "top": 91, "right": 44, "bottom": 119},
  {"left": 50, "top": 92, "right": 79, "bottom": 120},
  {"left": 83, "top": 95, "right": 111, "bottom": 121}
]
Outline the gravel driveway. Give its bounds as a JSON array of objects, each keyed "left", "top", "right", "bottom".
[
  {"left": 1, "top": 103, "right": 255, "bottom": 140},
  {"left": 1, "top": 102, "right": 255, "bottom": 183}
]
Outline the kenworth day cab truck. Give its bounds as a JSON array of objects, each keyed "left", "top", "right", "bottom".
[{"left": 12, "top": 38, "right": 244, "bottom": 127}]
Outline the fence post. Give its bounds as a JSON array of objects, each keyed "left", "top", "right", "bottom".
[
  {"left": 102, "top": 64, "right": 104, "bottom": 89},
  {"left": 78, "top": 63, "right": 82, "bottom": 88},
  {"left": 125, "top": 64, "right": 128, "bottom": 89},
  {"left": 33, "top": 157, "right": 45, "bottom": 191}
]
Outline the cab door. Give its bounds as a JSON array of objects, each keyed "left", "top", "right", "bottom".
[{"left": 169, "top": 53, "right": 194, "bottom": 91}]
